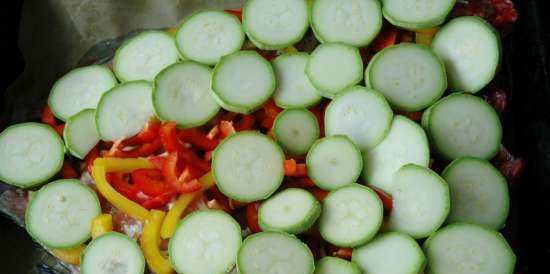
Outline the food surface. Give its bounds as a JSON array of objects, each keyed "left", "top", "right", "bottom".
[{"left": 0, "top": 1, "right": 522, "bottom": 274}]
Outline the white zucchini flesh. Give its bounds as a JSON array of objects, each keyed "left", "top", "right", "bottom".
[
  {"left": 153, "top": 61, "right": 220, "bottom": 128},
  {"left": 48, "top": 65, "right": 117, "bottom": 121},
  {"left": 426, "top": 93, "right": 502, "bottom": 161},
  {"left": 113, "top": 31, "right": 179, "bottom": 82},
  {"left": 362, "top": 115, "right": 430, "bottom": 194},
  {"left": 26, "top": 179, "right": 101, "bottom": 249},
  {"left": 366, "top": 43, "right": 447, "bottom": 112},
  {"left": 314, "top": 256, "right": 361, "bottom": 274},
  {"left": 324, "top": 86, "right": 393, "bottom": 151},
  {"left": 169, "top": 210, "right": 242, "bottom": 274},
  {"left": 311, "top": 0, "right": 383, "bottom": 47},
  {"left": 432, "top": 16, "right": 501, "bottom": 93},
  {"left": 319, "top": 184, "right": 383, "bottom": 247},
  {"left": 387, "top": 164, "right": 450, "bottom": 239},
  {"left": 81, "top": 232, "right": 145, "bottom": 274},
  {"left": 306, "top": 135, "right": 363, "bottom": 191},
  {"left": 306, "top": 43, "right": 363, "bottom": 98},
  {"left": 95, "top": 81, "right": 155, "bottom": 141},
  {"left": 352, "top": 232, "right": 426, "bottom": 274},
  {"left": 273, "top": 108, "right": 320, "bottom": 156},
  {"left": 243, "top": 0, "right": 309, "bottom": 50},
  {"left": 272, "top": 53, "right": 322, "bottom": 108},
  {"left": 442, "top": 157, "right": 510, "bottom": 229},
  {"left": 0, "top": 123, "right": 64, "bottom": 188},
  {"left": 237, "top": 232, "right": 314, "bottom": 274},
  {"left": 213, "top": 132, "right": 284, "bottom": 203},
  {"left": 424, "top": 223, "right": 516, "bottom": 274},
  {"left": 176, "top": 10, "right": 244, "bottom": 65},
  {"left": 63, "top": 109, "right": 100, "bottom": 159},
  {"left": 382, "top": 0, "right": 456, "bottom": 30}
]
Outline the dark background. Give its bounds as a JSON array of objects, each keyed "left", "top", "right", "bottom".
[{"left": 1, "top": 0, "right": 549, "bottom": 273}]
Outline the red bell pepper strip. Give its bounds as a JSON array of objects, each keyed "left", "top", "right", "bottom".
[
  {"left": 159, "top": 122, "right": 211, "bottom": 172},
  {"left": 219, "top": 121, "right": 236, "bottom": 139},
  {"left": 284, "top": 159, "right": 307, "bottom": 177},
  {"left": 178, "top": 128, "right": 219, "bottom": 151},
  {"left": 221, "top": 111, "right": 238, "bottom": 122},
  {"left": 203, "top": 151, "right": 214, "bottom": 161},
  {"left": 309, "top": 104, "right": 325, "bottom": 137},
  {"left": 235, "top": 115, "right": 256, "bottom": 131},
  {"left": 286, "top": 177, "right": 316, "bottom": 189},
  {"left": 141, "top": 192, "right": 177, "bottom": 210},
  {"left": 107, "top": 172, "right": 150, "bottom": 204},
  {"left": 310, "top": 188, "right": 329, "bottom": 201},
  {"left": 162, "top": 152, "right": 202, "bottom": 194},
  {"left": 85, "top": 146, "right": 100, "bottom": 174},
  {"left": 61, "top": 161, "right": 79, "bottom": 179},
  {"left": 148, "top": 155, "right": 166, "bottom": 170},
  {"left": 131, "top": 169, "right": 166, "bottom": 197},
  {"left": 369, "top": 26, "right": 398, "bottom": 52},
  {"left": 123, "top": 119, "right": 160, "bottom": 145},
  {"left": 326, "top": 246, "right": 353, "bottom": 260},
  {"left": 370, "top": 186, "right": 393, "bottom": 212},
  {"left": 224, "top": 9, "right": 242, "bottom": 20},
  {"left": 246, "top": 202, "right": 262, "bottom": 233},
  {"left": 396, "top": 110, "right": 423, "bottom": 122},
  {"left": 206, "top": 125, "right": 220, "bottom": 140},
  {"left": 207, "top": 186, "right": 231, "bottom": 212},
  {"left": 54, "top": 124, "right": 65, "bottom": 135},
  {"left": 41, "top": 105, "right": 57, "bottom": 126}
]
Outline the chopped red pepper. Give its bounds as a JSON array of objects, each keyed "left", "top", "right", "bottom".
[
  {"left": 54, "top": 124, "right": 65, "bottom": 135},
  {"left": 326, "top": 245, "right": 353, "bottom": 260},
  {"left": 159, "top": 122, "right": 211, "bottom": 172},
  {"left": 370, "top": 186, "right": 393, "bottom": 212},
  {"left": 219, "top": 121, "right": 236, "bottom": 139},
  {"left": 369, "top": 26, "right": 398, "bottom": 52},
  {"left": 493, "top": 145, "right": 525, "bottom": 185},
  {"left": 41, "top": 105, "right": 57, "bottom": 126},
  {"left": 284, "top": 159, "right": 307, "bottom": 177},
  {"left": 286, "top": 177, "right": 316, "bottom": 189},
  {"left": 123, "top": 118, "right": 160, "bottom": 145},
  {"left": 224, "top": 9, "right": 242, "bottom": 20},
  {"left": 206, "top": 125, "right": 220, "bottom": 140},
  {"left": 221, "top": 111, "right": 238, "bottom": 122},
  {"left": 162, "top": 152, "right": 202, "bottom": 194},
  {"left": 131, "top": 169, "right": 166, "bottom": 197},
  {"left": 60, "top": 161, "right": 79, "bottom": 179},
  {"left": 235, "top": 115, "right": 256, "bottom": 131},
  {"left": 203, "top": 151, "right": 214, "bottom": 161},
  {"left": 258, "top": 50, "right": 279, "bottom": 61},
  {"left": 148, "top": 155, "right": 166, "bottom": 170},
  {"left": 310, "top": 188, "right": 329, "bottom": 201},
  {"left": 141, "top": 192, "right": 177, "bottom": 209},
  {"left": 207, "top": 186, "right": 231, "bottom": 212},
  {"left": 309, "top": 104, "right": 326, "bottom": 137},
  {"left": 178, "top": 128, "right": 219, "bottom": 151},
  {"left": 396, "top": 110, "right": 423, "bottom": 122},
  {"left": 246, "top": 202, "right": 262, "bottom": 233},
  {"left": 107, "top": 172, "right": 150, "bottom": 204},
  {"left": 85, "top": 146, "right": 100, "bottom": 174}
]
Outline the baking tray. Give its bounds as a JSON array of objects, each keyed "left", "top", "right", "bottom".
[{"left": 1, "top": 0, "right": 549, "bottom": 273}]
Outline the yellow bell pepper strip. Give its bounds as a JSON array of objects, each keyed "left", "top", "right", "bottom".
[
  {"left": 283, "top": 46, "right": 298, "bottom": 53},
  {"left": 51, "top": 245, "right": 86, "bottom": 265},
  {"left": 91, "top": 214, "right": 114, "bottom": 239},
  {"left": 415, "top": 27, "right": 440, "bottom": 46},
  {"left": 91, "top": 164, "right": 150, "bottom": 221},
  {"left": 94, "top": 157, "right": 154, "bottom": 173},
  {"left": 140, "top": 210, "right": 174, "bottom": 274},
  {"left": 160, "top": 172, "right": 216, "bottom": 239}
]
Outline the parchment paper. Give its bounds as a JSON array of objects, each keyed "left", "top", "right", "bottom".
[{"left": 1, "top": 1, "right": 244, "bottom": 273}]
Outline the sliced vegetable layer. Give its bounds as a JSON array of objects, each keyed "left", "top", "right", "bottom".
[
  {"left": 26, "top": 179, "right": 101, "bottom": 248},
  {"left": 314, "top": 256, "right": 361, "bottom": 274},
  {"left": 382, "top": 0, "right": 456, "bottom": 30},
  {"left": 212, "top": 51, "right": 276, "bottom": 114},
  {"left": 213, "top": 132, "right": 284, "bottom": 202},
  {"left": 442, "top": 157, "right": 510, "bottom": 229},
  {"left": 272, "top": 53, "right": 322, "bottom": 108},
  {"left": 274, "top": 108, "right": 320, "bottom": 155},
  {"left": 243, "top": 0, "right": 309, "bottom": 50},
  {"left": 352, "top": 232, "right": 425, "bottom": 274},
  {"left": 320, "top": 184, "right": 383, "bottom": 247},
  {"left": 81, "top": 232, "right": 145, "bottom": 274},
  {"left": 388, "top": 164, "right": 450, "bottom": 239},
  {"left": 176, "top": 10, "right": 244, "bottom": 65},
  {"left": 64, "top": 109, "right": 100, "bottom": 159},
  {"left": 311, "top": 0, "right": 382, "bottom": 47},
  {"left": 432, "top": 16, "right": 501, "bottom": 92},
  {"left": 169, "top": 210, "right": 242, "bottom": 274},
  {"left": 259, "top": 188, "right": 321, "bottom": 234},
  {"left": 324, "top": 86, "right": 393, "bottom": 151},
  {"left": 306, "top": 43, "right": 363, "bottom": 98},
  {"left": 423, "top": 93, "right": 502, "bottom": 161},
  {"left": 0, "top": 122, "right": 64, "bottom": 187},
  {"left": 424, "top": 223, "right": 516, "bottom": 274},
  {"left": 237, "top": 231, "right": 314, "bottom": 274},
  {"left": 307, "top": 135, "right": 363, "bottom": 191},
  {"left": 366, "top": 43, "right": 447, "bottom": 111},
  {"left": 363, "top": 115, "right": 430, "bottom": 194},
  {"left": 96, "top": 81, "right": 155, "bottom": 141},
  {"left": 113, "top": 31, "right": 179, "bottom": 82},
  {"left": 48, "top": 65, "right": 117, "bottom": 121},
  {"left": 153, "top": 61, "right": 220, "bottom": 128}
]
